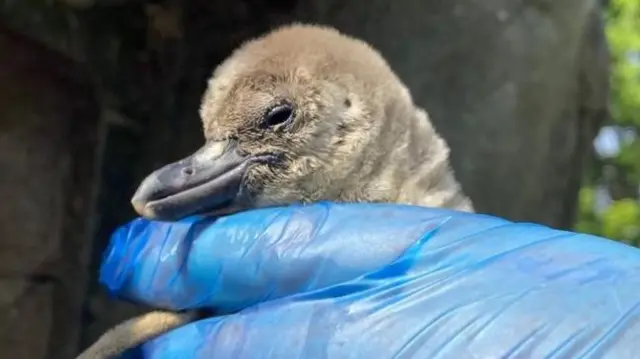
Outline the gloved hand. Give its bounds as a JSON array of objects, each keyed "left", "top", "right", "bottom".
[{"left": 100, "top": 202, "right": 640, "bottom": 359}]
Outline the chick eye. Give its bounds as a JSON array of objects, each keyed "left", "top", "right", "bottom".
[{"left": 264, "top": 104, "right": 294, "bottom": 128}]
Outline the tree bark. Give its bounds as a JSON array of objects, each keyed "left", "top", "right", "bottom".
[{"left": 0, "top": 0, "right": 609, "bottom": 357}]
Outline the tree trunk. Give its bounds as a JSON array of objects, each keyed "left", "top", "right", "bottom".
[{"left": 0, "top": 0, "right": 609, "bottom": 357}]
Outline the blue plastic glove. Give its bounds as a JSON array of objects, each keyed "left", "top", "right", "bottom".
[{"left": 101, "top": 202, "right": 640, "bottom": 358}]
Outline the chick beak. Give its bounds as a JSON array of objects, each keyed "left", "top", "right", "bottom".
[{"left": 131, "top": 139, "right": 271, "bottom": 221}]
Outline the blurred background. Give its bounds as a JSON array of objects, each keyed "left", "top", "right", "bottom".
[{"left": 0, "top": 0, "right": 636, "bottom": 358}]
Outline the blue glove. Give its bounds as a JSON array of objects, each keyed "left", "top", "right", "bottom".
[{"left": 100, "top": 202, "right": 640, "bottom": 358}]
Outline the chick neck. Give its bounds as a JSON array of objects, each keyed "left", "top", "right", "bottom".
[{"left": 337, "top": 99, "right": 474, "bottom": 213}]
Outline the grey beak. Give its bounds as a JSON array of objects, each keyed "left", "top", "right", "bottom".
[{"left": 131, "top": 139, "right": 253, "bottom": 221}]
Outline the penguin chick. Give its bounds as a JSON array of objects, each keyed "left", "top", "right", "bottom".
[
  {"left": 78, "top": 23, "right": 474, "bottom": 359},
  {"left": 130, "top": 23, "right": 473, "bottom": 220}
]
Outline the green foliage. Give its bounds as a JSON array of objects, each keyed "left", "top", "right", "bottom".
[
  {"left": 577, "top": 0, "right": 640, "bottom": 246},
  {"left": 608, "top": 0, "right": 640, "bottom": 126},
  {"left": 601, "top": 199, "right": 640, "bottom": 242},
  {"left": 575, "top": 188, "right": 602, "bottom": 235}
]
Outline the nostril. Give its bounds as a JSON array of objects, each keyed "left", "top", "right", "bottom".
[{"left": 182, "top": 167, "right": 194, "bottom": 176}]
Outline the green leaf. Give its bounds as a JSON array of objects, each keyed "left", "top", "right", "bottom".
[
  {"left": 601, "top": 199, "right": 640, "bottom": 244},
  {"left": 577, "top": 0, "right": 640, "bottom": 247}
]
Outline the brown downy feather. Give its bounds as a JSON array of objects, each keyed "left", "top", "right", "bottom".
[{"left": 77, "top": 23, "right": 473, "bottom": 359}]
